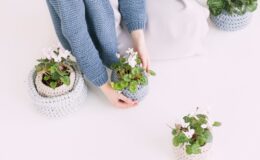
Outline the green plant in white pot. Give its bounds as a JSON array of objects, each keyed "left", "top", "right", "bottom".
[
  {"left": 208, "top": 0, "right": 258, "bottom": 31},
  {"left": 111, "top": 48, "right": 156, "bottom": 101},
  {"left": 171, "top": 108, "right": 221, "bottom": 160},
  {"left": 28, "top": 44, "right": 87, "bottom": 118},
  {"left": 35, "top": 46, "right": 77, "bottom": 97}
]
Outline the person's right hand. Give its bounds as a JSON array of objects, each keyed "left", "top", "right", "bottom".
[{"left": 100, "top": 83, "right": 138, "bottom": 108}]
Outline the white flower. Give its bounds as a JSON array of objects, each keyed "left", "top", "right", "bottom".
[
  {"left": 201, "top": 124, "right": 208, "bottom": 129},
  {"left": 128, "top": 59, "right": 137, "bottom": 68},
  {"left": 58, "top": 49, "right": 70, "bottom": 60},
  {"left": 42, "top": 48, "right": 52, "bottom": 60},
  {"left": 42, "top": 43, "right": 72, "bottom": 63},
  {"left": 184, "top": 129, "right": 195, "bottom": 138},
  {"left": 126, "top": 48, "right": 134, "bottom": 54},
  {"left": 116, "top": 53, "right": 121, "bottom": 58},
  {"left": 175, "top": 119, "right": 189, "bottom": 128},
  {"left": 127, "top": 49, "right": 138, "bottom": 68}
]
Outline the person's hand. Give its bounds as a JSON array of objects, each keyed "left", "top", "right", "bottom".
[
  {"left": 131, "top": 30, "right": 151, "bottom": 72},
  {"left": 100, "top": 83, "right": 138, "bottom": 108}
]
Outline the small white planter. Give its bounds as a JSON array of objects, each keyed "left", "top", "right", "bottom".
[
  {"left": 173, "top": 143, "right": 212, "bottom": 160},
  {"left": 35, "top": 65, "right": 75, "bottom": 97},
  {"left": 28, "top": 68, "right": 87, "bottom": 118}
]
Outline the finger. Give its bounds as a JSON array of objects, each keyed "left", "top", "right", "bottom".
[
  {"left": 115, "top": 100, "right": 138, "bottom": 108},
  {"left": 146, "top": 58, "right": 151, "bottom": 72},
  {"left": 118, "top": 94, "right": 136, "bottom": 105},
  {"left": 141, "top": 57, "right": 148, "bottom": 71}
]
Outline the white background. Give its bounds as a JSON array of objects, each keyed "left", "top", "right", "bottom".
[{"left": 1, "top": 1, "right": 260, "bottom": 160}]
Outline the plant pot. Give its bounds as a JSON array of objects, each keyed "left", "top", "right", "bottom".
[
  {"left": 28, "top": 68, "right": 87, "bottom": 118},
  {"left": 111, "top": 71, "right": 149, "bottom": 101},
  {"left": 173, "top": 143, "right": 212, "bottom": 160},
  {"left": 35, "top": 65, "right": 76, "bottom": 97},
  {"left": 210, "top": 11, "right": 252, "bottom": 31}
]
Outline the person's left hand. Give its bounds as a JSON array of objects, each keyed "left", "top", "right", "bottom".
[{"left": 131, "top": 30, "right": 151, "bottom": 72}]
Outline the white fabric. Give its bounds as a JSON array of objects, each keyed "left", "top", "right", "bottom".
[{"left": 109, "top": 0, "right": 210, "bottom": 60}]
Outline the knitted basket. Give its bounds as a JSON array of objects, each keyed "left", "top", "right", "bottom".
[
  {"left": 210, "top": 11, "right": 252, "bottom": 31},
  {"left": 28, "top": 69, "right": 87, "bottom": 118},
  {"left": 35, "top": 65, "right": 75, "bottom": 97},
  {"left": 173, "top": 143, "right": 212, "bottom": 160},
  {"left": 111, "top": 71, "right": 149, "bottom": 101}
]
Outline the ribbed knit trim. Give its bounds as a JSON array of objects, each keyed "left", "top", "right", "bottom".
[
  {"left": 91, "top": 68, "right": 108, "bottom": 87},
  {"left": 126, "top": 21, "right": 146, "bottom": 32}
]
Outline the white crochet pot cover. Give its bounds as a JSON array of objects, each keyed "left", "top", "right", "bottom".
[
  {"left": 111, "top": 71, "right": 149, "bottom": 101},
  {"left": 28, "top": 69, "right": 87, "bottom": 118},
  {"left": 173, "top": 143, "right": 212, "bottom": 160},
  {"left": 35, "top": 65, "right": 75, "bottom": 97}
]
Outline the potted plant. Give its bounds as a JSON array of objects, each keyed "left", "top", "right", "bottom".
[
  {"left": 208, "top": 0, "right": 258, "bottom": 31},
  {"left": 171, "top": 108, "right": 221, "bottom": 160},
  {"left": 110, "top": 48, "right": 156, "bottom": 101},
  {"left": 28, "top": 44, "right": 87, "bottom": 118}
]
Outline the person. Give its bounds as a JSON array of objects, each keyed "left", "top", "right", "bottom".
[{"left": 46, "top": 0, "right": 150, "bottom": 108}]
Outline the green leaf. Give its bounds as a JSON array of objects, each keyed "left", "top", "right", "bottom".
[
  {"left": 172, "top": 129, "right": 177, "bottom": 135},
  {"left": 247, "top": 1, "right": 258, "bottom": 12},
  {"left": 149, "top": 70, "right": 156, "bottom": 76},
  {"left": 120, "top": 80, "right": 129, "bottom": 88},
  {"left": 204, "top": 129, "right": 213, "bottom": 143},
  {"left": 140, "top": 76, "right": 148, "bottom": 85},
  {"left": 208, "top": 0, "right": 225, "bottom": 16},
  {"left": 123, "top": 74, "right": 131, "bottom": 82},
  {"left": 183, "top": 115, "right": 191, "bottom": 123},
  {"left": 51, "top": 72, "right": 60, "bottom": 81},
  {"left": 129, "top": 81, "right": 138, "bottom": 93},
  {"left": 50, "top": 81, "right": 57, "bottom": 89},
  {"left": 213, "top": 121, "right": 222, "bottom": 127},
  {"left": 60, "top": 76, "right": 70, "bottom": 85},
  {"left": 131, "top": 67, "right": 140, "bottom": 75},
  {"left": 119, "top": 57, "right": 126, "bottom": 64},
  {"left": 186, "top": 143, "right": 201, "bottom": 155},
  {"left": 173, "top": 132, "right": 189, "bottom": 147},
  {"left": 113, "top": 82, "right": 124, "bottom": 91},
  {"left": 43, "top": 75, "right": 50, "bottom": 81}
]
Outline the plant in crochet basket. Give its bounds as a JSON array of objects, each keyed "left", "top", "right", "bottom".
[
  {"left": 110, "top": 48, "right": 155, "bottom": 101},
  {"left": 28, "top": 44, "right": 87, "bottom": 118},
  {"left": 208, "top": 0, "right": 258, "bottom": 31},
  {"left": 35, "top": 44, "right": 77, "bottom": 97},
  {"left": 171, "top": 108, "right": 221, "bottom": 160}
]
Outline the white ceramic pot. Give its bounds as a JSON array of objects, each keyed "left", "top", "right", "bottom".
[
  {"left": 35, "top": 65, "right": 75, "bottom": 97},
  {"left": 173, "top": 143, "right": 212, "bottom": 160}
]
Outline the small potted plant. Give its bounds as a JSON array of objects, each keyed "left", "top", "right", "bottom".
[
  {"left": 208, "top": 0, "right": 258, "bottom": 31},
  {"left": 28, "top": 44, "right": 87, "bottom": 118},
  {"left": 171, "top": 108, "right": 221, "bottom": 160},
  {"left": 110, "top": 48, "right": 156, "bottom": 101}
]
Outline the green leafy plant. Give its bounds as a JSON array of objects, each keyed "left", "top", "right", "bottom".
[
  {"left": 111, "top": 48, "right": 156, "bottom": 93},
  {"left": 208, "top": 0, "right": 258, "bottom": 16},
  {"left": 35, "top": 46, "right": 76, "bottom": 89},
  {"left": 171, "top": 108, "right": 221, "bottom": 155}
]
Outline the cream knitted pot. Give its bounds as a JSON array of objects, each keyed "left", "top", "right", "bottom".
[
  {"left": 35, "top": 65, "right": 75, "bottom": 97},
  {"left": 28, "top": 68, "right": 87, "bottom": 118},
  {"left": 173, "top": 143, "right": 212, "bottom": 160}
]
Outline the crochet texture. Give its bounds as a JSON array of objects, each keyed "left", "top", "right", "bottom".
[{"left": 46, "top": 0, "right": 147, "bottom": 86}]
